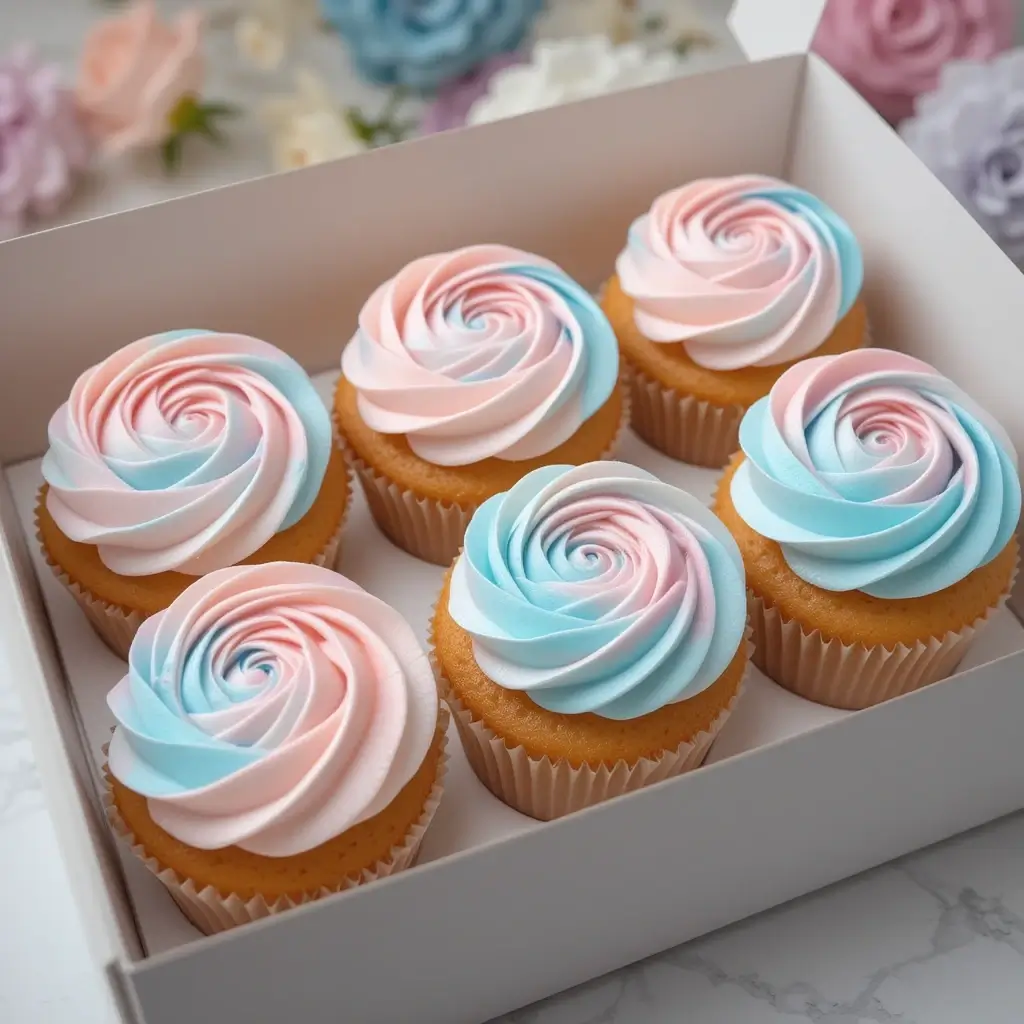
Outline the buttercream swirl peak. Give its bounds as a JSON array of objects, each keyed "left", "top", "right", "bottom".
[
  {"left": 616, "top": 174, "right": 864, "bottom": 370},
  {"left": 42, "top": 330, "right": 333, "bottom": 576},
  {"left": 107, "top": 562, "right": 438, "bottom": 857},
  {"left": 341, "top": 244, "right": 619, "bottom": 466},
  {"left": 448, "top": 462, "right": 747, "bottom": 720},
  {"left": 730, "top": 349, "right": 1021, "bottom": 599}
]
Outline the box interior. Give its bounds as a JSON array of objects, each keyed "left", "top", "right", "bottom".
[{"left": 4, "top": 39, "right": 1024, "bottom": 1022}]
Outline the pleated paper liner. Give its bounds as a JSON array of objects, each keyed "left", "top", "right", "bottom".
[
  {"left": 429, "top": 590, "right": 751, "bottom": 820},
  {"left": 34, "top": 471, "right": 352, "bottom": 662},
  {"left": 748, "top": 553, "right": 1018, "bottom": 710},
  {"left": 625, "top": 322, "right": 872, "bottom": 470},
  {"left": 628, "top": 367, "right": 743, "bottom": 469},
  {"left": 103, "top": 707, "right": 449, "bottom": 936},
  {"left": 336, "top": 386, "right": 632, "bottom": 567}
]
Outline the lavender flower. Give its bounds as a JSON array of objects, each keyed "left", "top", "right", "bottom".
[
  {"left": 0, "top": 45, "right": 90, "bottom": 239},
  {"left": 419, "top": 54, "right": 523, "bottom": 135},
  {"left": 902, "top": 51, "right": 1024, "bottom": 265}
]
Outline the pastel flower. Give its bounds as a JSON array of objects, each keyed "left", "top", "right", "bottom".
[
  {"left": 235, "top": 0, "right": 319, "bottom": 72},
  {"left": 321, "top": 0, "right": 544, "bottom": 92},
  {"left": 76, "top": 0, "right": 204, "bottom": 153},
  {"left": 812, "top": 0, "right": 1015, "bottom": 125},
  {"left": 261, "top": 70, "right": 368, "bottom": 171},
  {"left": 0, "top": 45, "right": 90, "bottom": 239},
  {"left": 419, "top": 54, "right": 522, "bottom": 135},
  {"left": 467, "top": 36, "right": 679, "bottom": 126},
  {"left": 902, "top": 51, "right": 1024, "bottom": 266},
  {"left": 236, "top": 14, "right": 287, "bottom": 70}
]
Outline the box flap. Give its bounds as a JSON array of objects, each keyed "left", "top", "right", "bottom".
[
  {"left": 729, "top": 0, "right": 827, "bottom": 60},
  {"left": 0, "top": 477, "right": 141, "bottom": 971}
]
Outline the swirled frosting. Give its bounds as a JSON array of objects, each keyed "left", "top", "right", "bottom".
[
  {"left": 730, "top": 349, "right": 1021, "bottom": 599},
  {"left": 42, "top": 330, "right": 333, "bottom": 576},
  {"left": 107, "top": 562, "right": 438, "bottom": 857},
  {"left": 448, "top": 462, "right": 747, "bottom": 720},
  {"left": 341, "top": 244, "right": 619, "bottom": 466},
  {"left": 615, "top": 175, "right": 864, "bottom": 370}
]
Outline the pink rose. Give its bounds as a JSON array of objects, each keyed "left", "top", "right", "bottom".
[
  {"left": 813, "top": 0, "right": 1016, "bottom": 124},
  {"left": 75, "top": 0, "right": 203, "bottom": 153}
]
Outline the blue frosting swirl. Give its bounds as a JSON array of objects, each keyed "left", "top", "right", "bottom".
[
  {"left": 448, "top": 462, "right": 748, "bottom": 720},
  {"left": 321, "top": 0, "right": 543, "bottom": 92},
  {"left": 729, "top": 349, "right": 1020, "bottom": 599}
]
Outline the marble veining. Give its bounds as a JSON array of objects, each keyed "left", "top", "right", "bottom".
[
  {"left": 491, "top": 819, "right": 1024, "bottom": 1024},
  {"left": 0, "top": 683, "right": 43, "bottom": 826}
]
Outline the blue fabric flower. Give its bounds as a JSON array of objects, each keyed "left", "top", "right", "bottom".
[{"left": 322, "top": 0, "right": 545, "bottom": 92}]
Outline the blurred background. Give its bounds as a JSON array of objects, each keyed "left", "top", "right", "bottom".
[{"left": 4, "top": 0, "right": 1024, "bottom": 265}]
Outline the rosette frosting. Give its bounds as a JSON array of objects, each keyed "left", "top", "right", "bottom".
[
  {"left": 448, "top": 462, "right": 747, "bottom": 720},
  {"left": 42, "top": 330, "right": 333, "bottom": 576},
  {"left": 341, "top": 245, "right": 619, "bottom": 466},
  {"left": 616, "top": 175, "right": 864, "bottom": 371},
  {"left": 107, "top": 562, "right": 438, "bottom": 857},
  {"left": 730, "top": 349, "right": 1021, "bottom": 599}
]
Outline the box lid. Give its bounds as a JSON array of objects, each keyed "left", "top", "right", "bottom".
[{"left": 729, "top": 0, "right": 828, "bottom": 61}]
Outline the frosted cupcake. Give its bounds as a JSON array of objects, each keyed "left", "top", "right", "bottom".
[
  {"left": 337, "top": 244, "right": 627, "bottom": 565},
  {"left": 431, "top": 461, "right": 748, "bottom": 820},
  {"left": 37, "top": 330, "right": 350, "bottom": 659},
  {"left": 104, "top": 562, "right": 446, "bottom": 934},
  {"left": 603, "top": 175, "right": 867, "bottom": 466},
  {"left": 714, "top": 349, "right": 1020, "bottom": 709}
]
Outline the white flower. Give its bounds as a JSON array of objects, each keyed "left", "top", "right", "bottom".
[
  {"left": 236, "top": 15, "right": 287, "bottom": 70},
  {"left": 467, "top": 36, "right": 679, "bottom": 126},
  {"left": 235, "top": 0, "right": 318, "bottom": 71},
  {"left": 261, "top": 71, "right": 367, "bottom": 171}
]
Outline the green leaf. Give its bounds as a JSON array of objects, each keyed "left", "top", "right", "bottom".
[
  {"left": 344, "top": 108, "right": 377, "bottom": 144},
  {"left": 160, "top": 136, "right": 183, "bottom": 174},
  {"left": 200, "top": 101, "right": 242, "bottom": 120},
  {"left": 196, "top": 120, "right": 226, "bottom": 145},
  {"left": 673, "top": 32, "right": 712, "bottom": 57}
]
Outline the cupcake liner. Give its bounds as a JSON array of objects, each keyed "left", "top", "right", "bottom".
[
  {"left": 748, "top": 555, "right": 1017, "bottom": 710},
  {"left": 628, "top": 367, "right": 743, "bottom": 469},
  {"left": 338, "top": 386, "right": 631, "bottom": 567},
  {"left": 103, "top": 708, "right": 449, "bottom": 935},
  {"left": 624, "top": 320, "right": 872, "bottom": 469},
  {"left": 429, "top": 599, "right": 750, "bottom": 819},
  {"left": 35, "top": 475, "right": 351, "bottom": 661}
]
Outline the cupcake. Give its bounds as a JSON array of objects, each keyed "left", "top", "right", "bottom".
[
  {"left": 104, "top": 561, "right": 447, "bottom": 934},
  {"left": 714, "top": 348, "right": 1020, "bottom": 710},
  {"left": 603, "top": 174, "right": 867, "bottom": 467},
  {"left": 37, "top": 330, "right": 350, "bottom": 659},
  {"left": 431, "top": 461, "right": 748, "bottom": 820},
  {"left": 337, "top": 244, "right": 627, "bottom": 566}
]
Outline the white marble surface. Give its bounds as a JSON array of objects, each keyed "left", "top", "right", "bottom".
[{"left": 3, "top": 2, "right": 1024, "bottom": 1023}]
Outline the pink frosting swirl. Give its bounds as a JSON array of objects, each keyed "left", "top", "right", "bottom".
[
  {"left": 813, "top": 0, "right": 1015, "bottom": 124},
  {"left": 340, "top": 244, "right": 619, "bottom": 466},
  {"left": 107, "top": 562, "right": 439, "bottom": 857},
  {"left": 615, "top": 175, "right": 863, "bottom": 371},
  {"left": 41, "top": 329, "right": 333, "bottom": 576}
]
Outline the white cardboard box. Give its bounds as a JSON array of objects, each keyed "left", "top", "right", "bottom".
[{"left": 5, "top": 3, "right": 1024, "bottom": 1022}]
